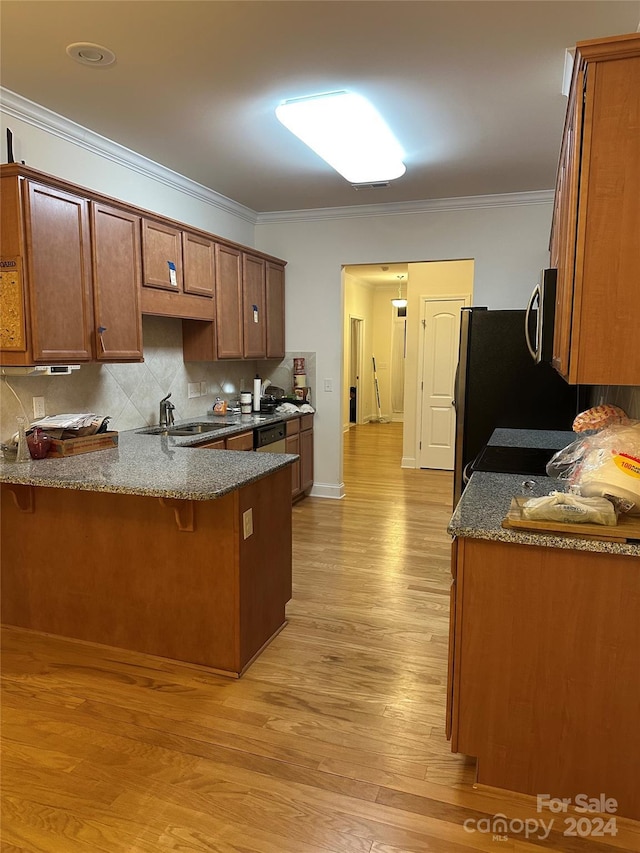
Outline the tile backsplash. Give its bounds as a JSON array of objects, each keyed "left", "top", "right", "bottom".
[
  {"left": 591, "top": 385, "right": 640, "bottom": 420},
  {"left": 0, "top": 316, "right": 315, "bottom": 441}
]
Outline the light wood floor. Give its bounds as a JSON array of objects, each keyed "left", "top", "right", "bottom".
[{"left": 2, "top": 423, "right": 639, "bottom": 852}]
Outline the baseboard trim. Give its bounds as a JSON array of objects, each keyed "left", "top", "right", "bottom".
[
  {"left": 401, "top": 456, "right": 417, "bottom": 469},
  {"left": 309, "top": 482, "right": 345, "bottom": 500}
]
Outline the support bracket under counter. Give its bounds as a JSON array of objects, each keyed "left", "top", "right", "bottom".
[{"left": 158, "top": 497, "right": 195, "bottom": 532}]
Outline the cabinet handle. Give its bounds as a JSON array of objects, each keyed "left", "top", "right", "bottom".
[
  {"left": 97, "top": 325, "right": 107, "bottom": 353},
  {"left": 524, "top": 286, "right": 539, "bottom": 362}
]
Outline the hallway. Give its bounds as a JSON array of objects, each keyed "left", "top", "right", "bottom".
[{"left": 2, "top": 423, "right": 639, "bottom": 851}]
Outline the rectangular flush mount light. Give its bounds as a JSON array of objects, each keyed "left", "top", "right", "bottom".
[{"left": 276, "top": 91, "right": 405, "bottom": 184}]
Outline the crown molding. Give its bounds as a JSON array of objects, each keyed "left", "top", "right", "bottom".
[
  {"left": 0, "top": 88, "right": 258, "bottom": 225},
  {"left": 1, "top": 88, "right": 554, "bottom": 227},
  {"left": 255, "top": 189, "right": 555, "bottom": 224}
]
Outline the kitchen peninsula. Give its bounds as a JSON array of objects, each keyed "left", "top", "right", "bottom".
[
  {"left": 447, "top": 468, "right": 640, "bottom": 821},
  {"left": 0, "top": 426, "right": 296, "bottom": 677}
]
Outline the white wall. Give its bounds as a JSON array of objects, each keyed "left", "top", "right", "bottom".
[
  {"left": 1, "top": 100, "right": 255, "bottom": 246},
  {"left": 256, "top": 203, "right": 552, "bottom": 493}
]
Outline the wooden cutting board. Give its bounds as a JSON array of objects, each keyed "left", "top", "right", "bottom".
[{"left": 501, "top": 496, "right": 640, "bottom": 543}]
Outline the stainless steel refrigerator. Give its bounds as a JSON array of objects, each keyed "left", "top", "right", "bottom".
[{"left": 453, "top": 307, "right": 586, "bottom": 505}]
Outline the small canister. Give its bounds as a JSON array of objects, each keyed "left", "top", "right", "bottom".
[
  {"left": 240, "top": 391, "right": 252, "bottom": 414},
  {"left": 293, "top": 357, "right": 305, "bottom": 374},
  {"left": 294, "top": 373, "right": 307, "bottom": 388}
]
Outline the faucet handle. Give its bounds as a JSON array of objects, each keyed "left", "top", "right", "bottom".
[{"left": 160, "top": 392, "right": 172, "bottom": 403}]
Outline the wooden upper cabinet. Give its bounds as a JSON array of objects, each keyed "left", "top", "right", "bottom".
[
  {"left": 215, "top": 244, "right": 243, "bottom": 358},
  {"left": 551, "top": 33, "right": 640, "bottom": 385},
  {"left": 242, "top": 254, "right": 266, "bottom": 359},
  {"left": 91, "top": 203, "right": 143, "bottom": 361},
  {"left": 266, "top": 261, "right": 285, "bottom": 359},
  {"left": 141, "top": 219, "right": 183, "bottom": 291},
  {"left": 24, "top": 181, "right": 93, "bottom": 362},
  {"left": 182, "top": 231, "right": 215, "bottom": 297}
]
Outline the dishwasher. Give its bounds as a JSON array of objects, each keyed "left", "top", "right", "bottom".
[{"left": 254, "top": 421, "right": 287, "bottom": 453}]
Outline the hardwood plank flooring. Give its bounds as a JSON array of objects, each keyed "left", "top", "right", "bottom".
[{"left": 2, "top": 423, "right": 639, "bottom": 852}]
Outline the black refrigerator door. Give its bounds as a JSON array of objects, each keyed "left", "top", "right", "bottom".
[{"left": 453, "top": 308, "right": 584, "bottom": 506}]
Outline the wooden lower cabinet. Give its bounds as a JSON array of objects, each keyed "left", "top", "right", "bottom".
[
  {"left": 447, "top": 536, "right": 640, "bottom": 820},
  {"left": 299, "top": 416, "right": 314, "bottom": 494},
  {"left": 286, "top": 421, "right": 301, "bottom": 499},
  {"left": 287, "top": 415, "right": 313, "bottom": 501},
  {"left": 0, "top": 469, "right": 292, "bottom": 676}
]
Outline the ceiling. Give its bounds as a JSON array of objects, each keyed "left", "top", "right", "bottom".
[{"left": 1, "top": 1, "right": 639, "bottom": 213}]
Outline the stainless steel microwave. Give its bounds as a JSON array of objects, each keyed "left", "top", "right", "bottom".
[{"left": 525, "top": 268, "right": 557, "bottom": 364}]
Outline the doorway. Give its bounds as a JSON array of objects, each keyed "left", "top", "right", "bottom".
[
  {"left": 349, "top": 316, "right": 364, "bottom": 425},
  {"left": 418, "top": 298, "right": 465, "bottom": 470}
]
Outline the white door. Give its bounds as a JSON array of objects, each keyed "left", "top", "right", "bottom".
[{"left": 419, "top": 299, "right": 464, "bottom": 469}]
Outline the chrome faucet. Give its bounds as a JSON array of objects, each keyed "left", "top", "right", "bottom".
[{"left": 159, "top": 393, "right": 175, "bottom": 427}]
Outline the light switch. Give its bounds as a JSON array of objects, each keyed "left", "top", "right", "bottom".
[
  {"left": 324, "top": 378, "right": 333, "bottom": 392},
  {"left": 200, "top": 381, "right": 208, "bottom": 396},
  {"left": 187, "top": 382, "right": 200, "bottom": 399}
]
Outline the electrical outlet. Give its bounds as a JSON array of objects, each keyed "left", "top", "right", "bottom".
[
  {"left": 324, "top": 378, "right": 333, "bottom": 392},
  {"left": 32, "top": 396, "right": 45, "bottom": 419},
  {"left": 200, "top": 381, "right": 208, "bottom": 396},
  {"left": 187, "top": 382, "right": 200, "bottom": 399},
  {"left": 242, "top": 508, "right": 253, "bottom": 539}
]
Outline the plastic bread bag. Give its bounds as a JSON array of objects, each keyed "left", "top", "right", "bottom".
[
  {"left": 547, "top": 422, "right": 640, "bottom": 515},
  {"left": 522, "top": 491, "right": 618, "bottom": 526}
]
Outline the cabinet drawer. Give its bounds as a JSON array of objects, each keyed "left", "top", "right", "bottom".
[
  {"left": 225, "top": 431, "right": 253, "bottom": 451},
  {"left": 286, "top": 418, "right": 300, "bottom": 436},
  {"left": 300, "top": 414, "right": 314, "bottom": 432},
  {"left": 197, "top": 439, "right": 225, "bottom": 450}
]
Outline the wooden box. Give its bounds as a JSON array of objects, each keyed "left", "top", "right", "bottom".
[{"left": 46, "top": 431, "right": 118, "bottom": 458}]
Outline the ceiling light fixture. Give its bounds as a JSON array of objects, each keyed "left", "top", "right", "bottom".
[
  {"left": 391, "top": 275, "right": 407, "bottom": 308},
  {"left": 275, "top": 91, "right": 406, "bottom": 184},
  {"left": 66, "top": 42, "right": 116, "bottom": 67}
]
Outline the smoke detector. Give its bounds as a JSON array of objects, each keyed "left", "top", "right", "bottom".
[{"left": 66, "top": 43, "right": 116, "bottom": 67}]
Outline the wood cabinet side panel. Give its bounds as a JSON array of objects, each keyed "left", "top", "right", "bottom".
[
  {"left": 456, "top": 538, "right": 640, "bottom": 818},
  {"left": 182, "top": 319, "right": 217, "bottom": 362},
  {"left": 238, "top": 467, "right": 292, "bottom": 667},
  {"left": 0, "top": 175, "right": 30, "bottom": 361}
]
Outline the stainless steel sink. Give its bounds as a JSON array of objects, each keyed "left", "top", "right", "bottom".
[{"left": 137, "top": 421, "right": 239, "bottom": 437}]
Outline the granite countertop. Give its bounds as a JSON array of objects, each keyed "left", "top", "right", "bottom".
[
  {"left": 448, "top": 471, "right": 640, "bottom": 557},
  {"left": 487, "top": 427, "right": 577, "bottom": 450},
  {"left": 0, "top": 411, "right": 309, "bottom": 500}
]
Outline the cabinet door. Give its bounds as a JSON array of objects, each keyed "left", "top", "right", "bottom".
[
  {"left": 266, "top": 261, "right": 285, "bottom": 359},
  {"left": 142, "top": 219, "right": 183, "bottom": 291},
  {"left": 286, "top": 433, "right": 301, "bottom": 498},
  {"left": 242, "top": 254, "right": 266, "bottom": 358},
  {"left": 215, "top": 244, "right": 243, "bottom": 359},
  {"left": 570, "top": 53, "right": 640, "bottom": 384},
  {"left": 24, "top": 181, "right": 93, "bottom": 362},
  {"left": 183, "top": 231, "right": 215, "bottom": 297},
  {"left": 91, "top": 203, "right": 143, "bottom": 361},
  {"left": 300, "top": 426, "right": 314, "bottom": 493}
]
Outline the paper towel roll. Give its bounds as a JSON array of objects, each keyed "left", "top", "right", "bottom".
[{"left": 253, "top": 377, "right": 261, "bottom": 412}]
